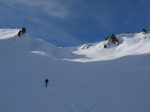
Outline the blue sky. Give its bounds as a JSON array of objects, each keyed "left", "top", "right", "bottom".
[{"left": 0, "top": 0, "right": 150, "bottom": 46}]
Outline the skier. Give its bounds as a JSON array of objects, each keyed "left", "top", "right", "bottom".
[{"left": 45, "top": 78, "right": 49, "bottom": 87}]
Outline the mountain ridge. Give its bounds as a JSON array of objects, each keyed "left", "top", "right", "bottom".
[
  {"left": 0, "top": 28, "right": 150, "bottom": 112},
  {"left": 1, "top": 28, "right": 150, "bottom": 62},
  {"left": 71, "top": 31, "right": 150, "bottom": 62}
]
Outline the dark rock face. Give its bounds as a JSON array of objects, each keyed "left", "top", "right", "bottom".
[
  {"left": 22, "top": 27, "right": 26, "bottom": 34},
  {"left": 81, "top": 44, "right": 95, "bottom": 49},
  {"left": 103, "top": 34, "right": 119, "bottom": 48},
  {"left": 104, "top": 44, "right": 107, "bottom": 48},
  {"left": 142, "top": 28, "right": 147, "bottom": 33},
  {"left": 17, "top": 27, "right": 27, "bottom": 37},
  {"left": 106, "top": 34, "right": 119, "bottom": 45}
]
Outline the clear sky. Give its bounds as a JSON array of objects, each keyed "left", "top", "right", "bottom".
[{"left": 0, "top": 0, "right": 150, "bottom": 46}]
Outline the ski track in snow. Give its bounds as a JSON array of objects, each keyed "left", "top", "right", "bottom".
[
  {"left": 49, "top": 87, "right": 79, "bottom": 112},
  {"left": 84, "top": 94, "right": 101, "bottom": 112},
  {"left": 0, "top": 29, "right": 150, "bottom": 112}
]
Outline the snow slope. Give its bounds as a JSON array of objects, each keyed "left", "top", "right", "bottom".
[
  {"left": 0, "top": 29, "right": 75, "bottom": 59},
  {"left": 71, "top": 32, "right": 150, "bottom": 62},
  {"left": 0, "top": 29, "right": 19, "bottom": 39},
  {"left": 0, "top": 29, "right": 150, "bottom": 112}
]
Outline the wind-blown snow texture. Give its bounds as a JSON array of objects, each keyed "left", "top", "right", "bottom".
[{"left": 0, "top": 29, "right": 150, "bottom": 112}]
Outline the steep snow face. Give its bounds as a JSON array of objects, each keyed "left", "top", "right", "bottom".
[{"left": 71, "top": 32, "right": 150, "bottom": 62}]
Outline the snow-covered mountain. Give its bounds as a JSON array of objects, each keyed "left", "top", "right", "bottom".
[
  {"left": 71, "top": 32, "right": 150, "bottom": 62},
  {"left": 0, "top": 29, "right": 76, "bottom": 59},
  {"left": 0, "top": 29, "right": 150, "bottom": 112}
]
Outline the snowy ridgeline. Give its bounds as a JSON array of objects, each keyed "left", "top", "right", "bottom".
[
  {"left": 0, "top": 29, "right": 150, "bottom": 112},
  {"left": 0, "top": 29, "right": 76, "bottom": 60},
  {"left": 0, "top": 29, "right": 150, "bottom": 62},
  {"left": 71, "top": 32, "right": 150, "bottom": 62}
]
